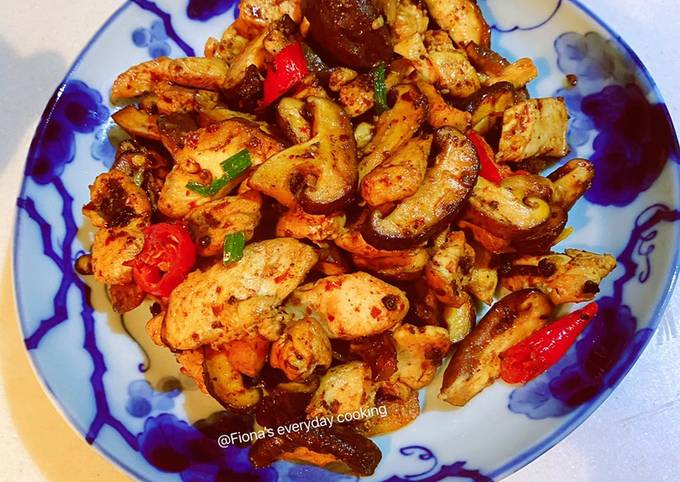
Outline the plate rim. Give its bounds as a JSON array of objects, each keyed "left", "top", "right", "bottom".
[{"left": 11, "top": 1, "right": 680, "bottom": 480}]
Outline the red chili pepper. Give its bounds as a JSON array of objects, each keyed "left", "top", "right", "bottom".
[
  {"left": 467, "top": 131, "right": 504, "bottom": 184},
  {"left": 262, "top": 42, "right": 309, "bottom": 107},
  {"left": 500, "top": 302, "right": 599, "bottom": 384},
  {"left": 127, "top": 223, "right": 196, "bottom": 298}
]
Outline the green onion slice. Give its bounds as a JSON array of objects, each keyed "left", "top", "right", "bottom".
[
  {"left": 371, "top": 62, "right": 389, "bottom": 113},
  {"left": 186, "top": 150, "right": 252, "bottom": 197},
  {"left": 223, "top": 231, "right": 246, "bottom": 265}
]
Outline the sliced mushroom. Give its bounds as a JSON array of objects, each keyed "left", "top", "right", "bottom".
[
  {"left": 285, "top": 272, "right": 409, "bottom": 339},
  {"left": 362, "top": 127, "right": 479, "bottom": 250},
  {"left": 335, "top": 229, "right": 429, "bottom": 281},
  {"left": 203, "top": 346, "right": 262, "bottom": 411},
  {"left": 497, "top": 98, "right": 570, "bottom": 163},
  {"left": 440, "top": 289, "right": 553, "bottom": 406},
  {"left": 425, "top": 231, "right": 476, "bottom": 307},
  {"left": 392, "top": 324, "right": 451, "bottom": 390},
  {"left": 463, "top": 81, "right": 517, "bottom": 135},
  {"left": 356, "top": 390, "right": 420, "bottom": 436},
  {"left": 112, "top": 105, "right": 161, "bottom": 141},
  {"left": 500, "top": 249, "right": 617, "bottom": 304},
  {"left": 249, "top": 425, "right": 382, "bottom": 476},
  {"left": 276, "top": 97, "right": 312, "bottom": 144},
  {"left": 548, "top": 158, "right": 595, "bottom": 211},
  {"left": 360, "top": 134, "right": 432, "bottom": 207},
  {"left": 359, "top": 84, "right": 428, "bottom": 180},
  {"left": 250, "top": 96, "right": 358, "bottom": 214},
  {"left": 463, "top": 175, "right": 553, "bottom": 239}
]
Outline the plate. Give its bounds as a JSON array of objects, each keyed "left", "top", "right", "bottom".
[{"left": 13, "top": 1, "right": 680, "bottom": 480}]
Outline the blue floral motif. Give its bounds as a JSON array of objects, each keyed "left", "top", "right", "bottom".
[
  {"left": 187, "top": 0, "right": 239, "bottom": 22},
  {"left": 138, "top": 413, "right": 277, "bottom": 482},
  {"left": 132, "top": 19, "right": 172, "bottom": 58},
  {"left": 554, "top": 32, "right": 678, "bottom": 207},
  {"left": 125, "top": 379, "right": 181, "bottom": 418},
  {"left": 382, "top": 446, "right": 492, "bottom": 482},
  {"left": 91, "top": 123, "right": 117, "bottom": 168},
  {"left": 509, "top": 204, "right": 680, "bottom": 419},
  {"left": 131, "top": 0, "right": 196, "bottom": 56},
  {"left": 25, "top": 80, "right": 109, "bottom": 185}
]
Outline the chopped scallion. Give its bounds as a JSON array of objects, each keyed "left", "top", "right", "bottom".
[
  {"left": 371, "top": 62, "right": 389, "bottom": 113},
  {"left": 223, "top": 231, "right": 246, "bottom": 265},
  {"left": 186, "top": 150, "right": 252, "bottom": 197}
]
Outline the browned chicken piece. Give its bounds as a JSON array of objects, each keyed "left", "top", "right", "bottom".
[
  {"left": 163, "top": 238, "right": 318, "bottom": 350},
  {"left": 223, "top": 334, "right": 269, "bottom": 377},
  {"left": 441, "top": 297, "right": 476, "bottom": 343},
  {"left": 276, "top": 207, "right": 346, "bottom": 243},
  {"left": 306, "top": 362, "right": 376, "bottom": 419},
  {"left": 158, "top": 119, "right": 285, "bottom": 219},
  {"left": 91, "top": 220, "right": 145, "bottom": 286},
  {"left": 335, "top": 229, "right": 429, "bottom": 281},
  {"left": 423, "top": 0, "right": 491, "bottom": 47},
  {"left": 146, "top": 312, "right": 165, "bottom": 347},
  {"left": 429, "top": 49, "right": 481, "bottom": 97},
  {"left": 285, "top": 272, "right": 409, "bottom": 339},
  {"left": 108, "top": 283, "right": 146, "bottom": 314},
  {"left": 390, "top": 0, "right": 429, "bottom": 44},
  {"left": 112, "top": 106, "right": 161, "bottom": 141},
  {"left": 359, "top": 84, "right": 428, "bottom": 180},
  {"left": 240, "top": 0, "right": 302, "bottom": 33},
  {"left": 425, "top": 231, "right": 476, "bottom": 306},
  {"left": 204, "top": 24, "right": 250, "bottom": 64},
  {"left": 203, "top": 346, "right": 262, "bottom": 410},
  {"left": 145, "top": 82, "right": 220, "bottom": 115},
  {"left": 394, "top": 34, "right": 439, "bottom": 84},
  {"left": 186, "top": 191, "right": 263, "bottom": 257},
  {"left": 486, "top": 58, "right": 538, "bottom": 89},
  {"left": 392, "top": 324, "right": 451, "bottom": 390},
  {"left": 416, "top": 80, "right": 471, "bottom": 131},
  {"left": 356, "top": 391, "right": 420, "bottom": 436},
  {"left": 500, "top": 249, "right": 617, "bottom": 304},
  {"left": 328, "top": 68, "right": 359, "bottom": 92},
  {"left": 440, "top": 290, "right": 552, "bottom": 406},
  {"left": 360, "top": 134, "right": 432, "bottom": 207},
  {"left": 338, "top": 75, "right": 375, "bottom": 117},
  {"left": 83, "top": 170, "right": 151, "bottom": 229},
  {"left": 270, "top": 318, "right": 333, "bottom": 381},
  {"left": 111, "top": 57, "right": 229, "bottom": 100},
  {"left": 497, "top": 98, "right": 570, "bottom": 163},
  {"left": 175, "top": 349, "right": 208, "bottom": 393}
]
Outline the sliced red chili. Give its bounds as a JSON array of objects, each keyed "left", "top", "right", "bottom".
[
  {"left": 500, "top": 302, "right": 599, "bottom": 384},
  {"left": 128, "top": 223, "right": 196, "bottom": 298},
  {"left": 262, "top": 42, "right": 309, "bottom": 107},
  {"left": 467, "top": 131, "right": 504, "bottom": 184}
]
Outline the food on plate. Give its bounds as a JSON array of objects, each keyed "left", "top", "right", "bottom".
[{"left": 78, "top": 0, "right": 617, "bottom": 475}]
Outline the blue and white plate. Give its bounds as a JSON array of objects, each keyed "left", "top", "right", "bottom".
[{"left": 13, "top": 1, "right": 680, "bottom": 480}]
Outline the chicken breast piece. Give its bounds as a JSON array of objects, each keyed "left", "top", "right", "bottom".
[
  {"left": 497, "top": 98, "right": 570, "bottom": 162},
  {"left": 285, "top": 272, "right": 409, "bottom": 339},
  {"left": 239, "top": 0, "right": 302, "bottom": 33},
  {"left": 111, "top": 57, "right": 229, "bottom": 100},
  {"left": 270, "top": 318, "right": 332, "bottom": 381},
  {"left": 392, "top": 324, "right": 451, "bottom": 390},
  {"left": 175, "top": 349, "right": 208, "bottom": 393},
  {"left": 186, "top": 190, "right": 263, "bottom": 257},
  {"left": 306, "top": 362, "right": 376, "bottom": 419},
  {"left": 275, "top": 207, "right": 346, "bottom": 243},
  {"left": 83, "top": 170, "right": 151, "bottom": 229},
  {"left": 91, "top": 220, "right": 145, "bottom": 285},
  {"left": 501, "top": 249, "right": 617, "bottom": 304},
  {"left": 163, "top": 238, "right": 318, "bottom": 350},
  {"left": 423, "top": 0, "right": 491, "bottom": 47},
  {"left": 425, "top": 231, "right": 476, "bottom": 307}
]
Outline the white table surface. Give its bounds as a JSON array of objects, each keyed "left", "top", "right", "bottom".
[{"left": 1, "top": 1, "right": 679, "bottom": 480}]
